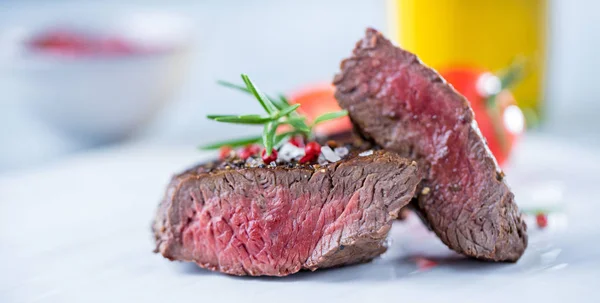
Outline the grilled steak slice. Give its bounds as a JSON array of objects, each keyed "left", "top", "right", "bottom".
[
  {"left": 333, "top": 28, "right": 527, "bottom": 261},
  {"left": 153, "top": 150, "right": 420, "bottom": 276}
]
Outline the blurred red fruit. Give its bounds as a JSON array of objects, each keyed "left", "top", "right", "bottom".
[
  {"left": 440, "top": 67, "right": 525, "bottom": 167},
  {"left": 288, "top": 135, "right": 305, "bottom": 147},
  {"left": 218, "top": 146, "right": 232, "bottom": 160},
  {"left": 29, "top": 30, "right": 140, "bottom": 57},
  {"left": 261, "top": 148, "right": 278, "bottom": 164},
  {"left": 288, "top": 83, "right": 352, "bottom": 137},
  {"left": 299, "top": 141, "right": 321, "bottom": 164},
  {"left": 536, "top": 213, "right": 548, "bottom": 228}
]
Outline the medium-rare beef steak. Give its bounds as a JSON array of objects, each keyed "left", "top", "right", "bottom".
[
  {"left": 153, "top": 150, "right": 420, "bottom": 276},
  {"left": 333, "top": 28, "right": 527, "bottom": 261}
]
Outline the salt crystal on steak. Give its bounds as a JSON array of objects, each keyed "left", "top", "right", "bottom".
[
  {"left": 317, "top": 153, "right": 329, "bottom": 166},
  {"left": 359, "top": 150, "right": 374, "bottom": 157},
  {"left": 321, "top": 146, "right": 342, "bottom": 162},
  {"left": 278, "top": 143, "right": 305, "bottom": 162},
  {"left": 334, "top": 146, "right": 349, "bottom": 158}
]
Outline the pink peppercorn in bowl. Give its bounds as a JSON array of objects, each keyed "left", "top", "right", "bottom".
[{"left": 0, "top": 11, "right": 193, "bottom": 144}]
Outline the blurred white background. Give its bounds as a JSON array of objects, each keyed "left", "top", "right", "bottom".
[{"left": 0, "top": 0, "right": 598, "bottom": 172}]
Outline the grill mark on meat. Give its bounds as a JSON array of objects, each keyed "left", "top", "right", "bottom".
[{"left": 333, "top": 28, "right": 527, "bottom": 262}]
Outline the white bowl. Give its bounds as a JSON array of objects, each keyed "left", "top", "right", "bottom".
[{"left": 0, "top": 11, "right": 193, "bottom": 144}]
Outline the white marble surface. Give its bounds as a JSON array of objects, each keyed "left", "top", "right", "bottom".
[{"left": 1, "top": 134, "right": 599, "bottom": 303}]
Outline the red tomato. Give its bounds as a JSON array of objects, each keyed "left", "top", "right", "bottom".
[
  {"left": 440, "top": 67, "right": 524, "bottom": 167},
  {"left": 288, "top": 83, "right": 352, "bottom": 136}
]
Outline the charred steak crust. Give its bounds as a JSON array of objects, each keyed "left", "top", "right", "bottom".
[
  {"left": 153, "top": 150, "right": 420, "bottom": 276},
  {"left": 333, "top": 28, "right": 527, "bottom": 261}
]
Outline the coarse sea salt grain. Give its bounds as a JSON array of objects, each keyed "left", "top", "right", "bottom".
[
  {"left": 321, "top": 146, "right": 342, "bottom": 162},
  {"left": 278, "top": 143, "right": 305, "bottom": 162},
  {"left": 246, "top": 157, "right": 260, "bottom": 167},
  {"left": 317, "top": 153, "right": 329, "bottom": 166},
  {"left": 359, "top": 150, "right": 374, "bottom": 157},
  {"left": 334, "top": 146, "right": 349, "bottom": 158}
]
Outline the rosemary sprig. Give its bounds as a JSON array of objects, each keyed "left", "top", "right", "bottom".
[
  {"left": 241, "top": 74, "right": 278, "bottom": 114},
  {"left": 497, "top": 56, "right": 526, "bottom": 91},
  {"left": 262, "top": 121, "right": 278, "bottom": 153},
  {"left": 312, "top": 110, "right": 349, "bottom": 127},
  {"left": 200, "top": 135, "right": 262, "bottom": 150},
  {"left": 216, "top": 81, "right": 291, "bottom": 110},
  {"left": 200, "top": 74, "right": 348, "bottom": 155},
  {"left": 216, "top": 80, "right": 250, "bottom": 94},
  {"left": 206, "top": 104, "right": 300, "bottom": 124},
  {"left": 207, "top": 114, "right": 272, "bottom": 124},
  {"left": 217, "top": 79, "right": 309, "bottom": 130},
  {"left": 286, "top": 116, "right": 311, "bottom": 134},
  {"left": 274, "top": 94, "right": 292, "bottom": 110}
]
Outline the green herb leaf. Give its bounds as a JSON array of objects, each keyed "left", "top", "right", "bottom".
[
  {"left": 485, "top": 58, "right": 527, "bottom": 154},
  {"left": 241, "top": 74, "right": 278, "bottom": 114},
  {"left": 219, "top": 79, "right": 289, "bottom": 110},
  {"left": 199, "top": 135, "right": 262, "bottom": 150},
  {"left": 286, "top": 116, "right": 311, "bottom": 134},
  {"left": 273, "top": 104, "right": 301, "bottom": 119},
  {"left": 520, "top": 206, "right": 563, "bottom": 215},
  {"left": 279, "top": 95, "right": 291, "bottom": 106},
  {"left": 262, "top": 121, "right": 278, "bottom": 155},
  {"left": 312, "top": 110, "right": 348, "bottom": 126},
  {"left": 271, "top": 94, "right": 291, "bottom": 110},
  {"left": 207, "top": 114, "right": 273, "bottom": 124},
  {"left": 206, "top": 75, "right": 348, "bottom": 154},
  {"left": 273, "top": 131, "right": 296, "bottom": 148},
  {"left": 217, "top": 80, "right": 251, "bottom": 94},
  {"left": 497, "top": 57, "right": 526, "bottom": 91}
]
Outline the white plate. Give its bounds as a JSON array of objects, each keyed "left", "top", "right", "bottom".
[{"left": 1, "top": 134, "right": 599, "bottom": 303}]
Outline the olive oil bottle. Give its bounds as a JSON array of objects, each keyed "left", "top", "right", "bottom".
[{"left": 387, "top": 0, "right": 548, "bottom": 120}]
